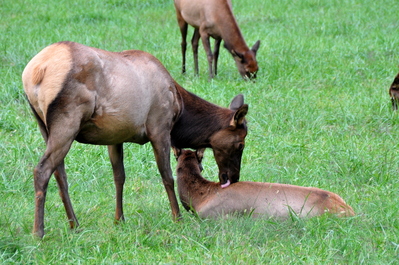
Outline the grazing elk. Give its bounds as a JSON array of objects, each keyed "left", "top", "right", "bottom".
[
  {"left": 174, "top": 149, "right": 355, "bottom": 219},
  {"left": 173, "top": 0, "right": 260, "bottom": 79},
  {"left": 389, "top": 72, "right": 399, "bottom": 110},
  {"left": 22, "top": 41, "right": 248, "bottom": 238}
]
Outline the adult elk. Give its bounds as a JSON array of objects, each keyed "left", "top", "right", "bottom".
[
  {"left": 22, "top": 41, "right": 248, "bottom": 238},
  {"left": 174, "top": 149, "right": 355, "bottom": 219},
  {"left": 173, "top": 0, "right": 260, "bottom": 79},
  {"left": 389, "top": 72, "right": 399, "bottom": 110}
]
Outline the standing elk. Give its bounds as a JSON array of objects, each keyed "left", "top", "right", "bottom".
[
  {"left": 173, "top": 0, "right": 260, "bottom": 79},
  {"left": 389, "top": 72, "right": 399, "bottom": 110},
  {"left": 22, "top": 41, "right": 248, "bottom": 238},
  {"left": 174, "top": 149, "right": 355, "bottom": 219}
]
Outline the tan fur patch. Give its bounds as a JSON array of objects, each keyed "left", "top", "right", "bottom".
[{"left": 22, "top": 42, "right": 72, "bottom": 125}]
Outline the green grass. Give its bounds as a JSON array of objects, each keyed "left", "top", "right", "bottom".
[{"left": 1, "top": 0, "right": 399, "bottom": 263}]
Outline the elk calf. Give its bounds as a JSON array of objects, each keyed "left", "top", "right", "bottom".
[
  {"left": 174, "top": 149, "right": 355, "bottom": 219},
  {"left": 174, "top": 0, "right": 260, "bottom": 79}
]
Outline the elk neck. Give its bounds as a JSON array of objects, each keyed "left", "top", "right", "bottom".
[{"left": 171, "top": 83, "right": 233, "bottom": 149}]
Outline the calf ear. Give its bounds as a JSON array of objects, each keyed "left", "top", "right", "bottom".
[
  {"left": 196, "top": 148, "right": 205, "bottom": 163},
  {"left": 172, "top": 147, "right": 181, "bottom": 160},
  {"left": 230, "top": 104, "right": 248, "bottom": 127},
  {"left": 251, "top": 40, "right": 260, "bottom": 54},
  {"left": 229, "top": 94, "right": 244, "bottom": 110}
]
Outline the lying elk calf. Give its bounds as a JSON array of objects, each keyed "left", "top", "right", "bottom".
[
  {"left": 389, "top": 72, "right": 399, "bottom": 110},
  {"left": 22, "top": 41, "right": 248, "bottom": 238},
  {"left": 174, "top": 0, "right": 260, "bottom": 79},
  {"left": 174, "top": 149, "right": 355, "bottom": 219}
]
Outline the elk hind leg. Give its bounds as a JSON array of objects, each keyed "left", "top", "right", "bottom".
[
  {"left": 33, "top": 114, "right": 81, "bottom": 238},
  {"left": 33, "top": 135, "right": 76, "bottom": 238},
  {"left": 54, "top": 160, "right": 79, "bottom": 230},
  {"left": 176, "top": 14, "right": 188, "bottom": 74}
]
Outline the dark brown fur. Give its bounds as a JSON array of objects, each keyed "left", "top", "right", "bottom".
[{"left": 389, "top": 73, "right": 399, "bottom": 110}]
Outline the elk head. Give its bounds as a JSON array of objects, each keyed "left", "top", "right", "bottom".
[
  {"left": 232, "top": 40, "right": 260, "bottom": 80},
  {"left": 209, "top": 95, "right": 248, "bottom": 188}
]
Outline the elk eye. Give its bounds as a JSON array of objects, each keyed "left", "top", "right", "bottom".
[{"left": 237, "top": 143, "right": 244, "bottom": 151}]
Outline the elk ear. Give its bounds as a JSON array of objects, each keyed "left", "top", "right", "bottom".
[
  {"left": 251, "top": 40, "right": 260, "bottom": 55},
  {"left": 229, "top": 94, "right": 244, "bottom": 111},
  {"left": 172, "top": 147, "right": 181, "bottom": 160},
  {"left": 196, "top": 148, "right": 205, "bottom": 163},
  {"left": 230, "top": 104, "right": 248, "bottom": 127}
]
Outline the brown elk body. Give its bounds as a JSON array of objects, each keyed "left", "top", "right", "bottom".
[
  {"left": 389, "top": 73, "right": 399, "bottom": 110},
  {"left": 174, "top": 149, "right": 355, "bottom": 219},
  {"left": 22, "top": 41, "right": 248, "bottom": 238},
  {"left": 173, "top": 0, "right": 260, "bottom": 79}
]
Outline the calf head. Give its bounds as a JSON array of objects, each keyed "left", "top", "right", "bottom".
[
  {"left": 173, "top": 148, "right": 205, "bottom": 173},
  {"left": 210, "top": 95, "right": 248, "bottom": 188},
  {"left": 232, "top": 40, "right": 260, "bottom": 80}
]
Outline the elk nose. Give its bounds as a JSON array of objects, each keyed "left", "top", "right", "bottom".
[
  {"left": 249, "top": 71, "right": 257, "bottom": 79},
  {"left": 244, "top": 72, "right": 256, "bottom": 82},
  {"left": 244, "top": 71, "right": 257, "bottom": 81}
]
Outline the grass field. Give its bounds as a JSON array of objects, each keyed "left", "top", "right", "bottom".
[{"left": 1, "top": 0, "right": 399, "bottom": 263}]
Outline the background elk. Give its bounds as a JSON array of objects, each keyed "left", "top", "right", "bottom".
[
  {"left": 22, "top": 41, "right": 248, "bottom": 238},
  {"left": 389, "top": 72, "right": 399, "bottom": 110},
  {"left": 174, "top": 149, "right": 355, "bottom": 219},
  {"left": 173, "top": 0, "right": 260, "bottom": 79}
]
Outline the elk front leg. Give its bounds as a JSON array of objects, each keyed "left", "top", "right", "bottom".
[
  {"left": 199, "top": 28, "right": 214, "bottom": 79},
  {"left": 150, "top": 139, "right": 181, "bottom": 221},
  {"left": 191, "top": 28, "right": 200, "bottom": 76},
  {"left": 213, "top": 38, "right": 222, "bottom": 76},
  {"left": 108, "top": 144, "right": 126, "bottom": 223}
]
